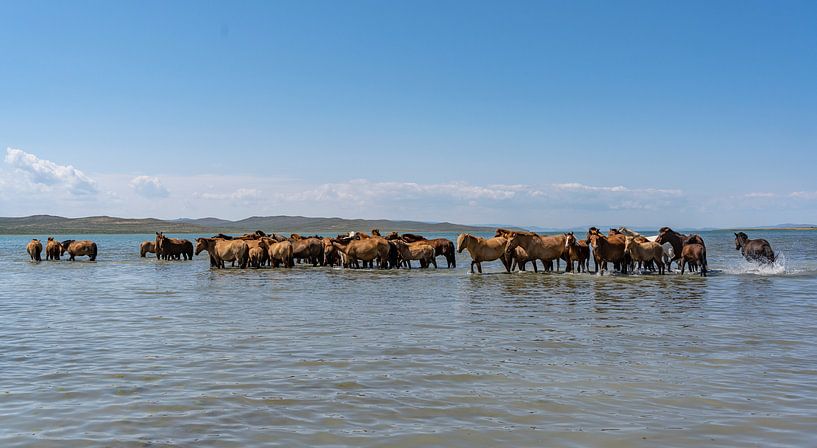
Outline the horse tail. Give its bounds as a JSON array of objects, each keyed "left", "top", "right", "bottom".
[{"left": 91, "top": 243, "right": 98, "bottom": 261}]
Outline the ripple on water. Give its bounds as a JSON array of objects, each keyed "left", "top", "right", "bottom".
[{"left": 1, "top": 231, "right": 817, "bottom": 447}]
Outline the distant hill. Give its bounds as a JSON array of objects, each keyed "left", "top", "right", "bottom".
[{"left": 0, "top": 215, "right": 493, "bottom": 235}]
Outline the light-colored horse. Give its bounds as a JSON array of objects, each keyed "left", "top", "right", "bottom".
[
  {"left": 618, "top": 227, "right": 673, "bottom": 266},
  {"left": 624, "top": 236, "right": 666, "bottom": 274},
  {"left": 456, "top": 234, "right": 510, "bottom": 274},
  {"left": 504, "top": 232, "right": 566, "bottom": 273}
]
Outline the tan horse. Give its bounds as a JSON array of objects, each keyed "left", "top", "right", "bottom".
[
  {"left": 61, "top": 240, "right": 98, "bottom": 261},
  {"left": 267, "top": 240, "right": 294, "bottom": 268},
  {"left": 392, "top": 240, "right": 437, "bottom": 269},
  {"left": 504, "top": 232, "right": 567, "bottom": 273},
  {"left": 46, "top": 237, "right": 62, "bottom": 261},
  {"left": 624, "top": 237, "right": 665, "bottom": 274},
  {"left": 494, "top": 229, "right": 537, "bottom": 272},
  {"left": 332, "top": 238, "right": 390, "bottom": 269},
  {"left": 456, "top": 234, "right": 510, "bottom": 274},
  {"left": 140, "top": 241, "right": 156, "bottom": 257},
  {"left": 195, "top": 238, "right": 248, "bottom": 268},
  {"left": 321, "top": 237, "right": 343, "bottom": 267},
  {"left": 248, "top": 247, "right": 265, "bottom": 268},
  {"left": 290, "top": 237, "right": 323, "bottom": 266},
  {"left": 244, "top": 239, "right": 269, "bottom": 267},
  {"left": 26, "top": 239, "right": 42, "bottom": 262}
]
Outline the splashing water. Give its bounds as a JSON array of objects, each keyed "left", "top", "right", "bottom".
[{"left": 725, "top": 252, "right": 790, "bottom": 276}]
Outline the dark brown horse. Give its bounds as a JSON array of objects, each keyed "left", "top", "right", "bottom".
[
  {"left": 654, "top": 227, "right": 705, "bottom": 271},
  {"left": 155, "top": 232, "right": 194, "bottom": 260},
  {"left": 734, "top": 232, "right": 775, "bottom": 264}
]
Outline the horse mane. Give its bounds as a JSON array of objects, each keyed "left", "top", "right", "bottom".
[
  {"left": 735, "top": 231, "right": 748, "bottom": 239},
  {"left": 61, "top": 239, "right": 75, "bottom": 248}
]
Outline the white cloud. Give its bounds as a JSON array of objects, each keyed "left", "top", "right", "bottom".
[
  {"left": 790, "top": 191, "right": 817, "bottom": 200},
  {"left": 553, "top": 182, "right": 682, "bottom": 196},
  {"left": 129, "top": 175, "right": 170, "bottom": 198},
  {"left": 744, "top": 192, "right": 777, "bottom": 198},
  {"left": 196, "top": 188, "right": 261, "bottom": 201},
  {"left": 4, "top": 147, "right": 97, "bottom": 195}
]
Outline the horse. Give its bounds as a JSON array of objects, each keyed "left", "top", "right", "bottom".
[
  {"left": 290, "top": 237, "right": 323, "bottom": 266},
  {"left": 624, "top": 237, "right": 665, "bottom": 274},
  {"left": 618, "top": 227, "right": 674, "bottom": 267},
  {"left": 26, "top": 239, "right": 42, "bottom": 262},
  {"left": 332, "top": 237, "right": 390, "bottom": 269},
  {"left": 586, "top": 228, "right": 627, "bottom": 274},
  {"left": 734, "top": 232, "right": 775, "bottom": 264},
  {"left": 248, "top": 246, "right": 265, "bottom": 268},
  {"left": 195, "top": 238, "right": 248, "bottom": 268},
  {"left": 495, "top": 229, "right": 540, "bottom": 272},
  {"left": 267, "top": 240, "right": 294, "bottom": 268},
  {"left": 504, "top": 232, "right": 566, "bottom": 273},
  {"left": 45, "top": 237, "right": 62, "bottom": 261},
  {"left": 140, "top": 241, "right": 156, "bottom": 257},
  {"left": 680, "top": 243, "right": 707, "bottom": 276},
  {"left": 155, "top": 232, "right": 194, "bottom": 260},
  {"left": 654, "top": 227, "right": 706, "bottom": 271},
  {"left": 392, "top": 240, "right": 437, "bottom": 269},
  {"left": 456, "top": 234, "right": 510, "bottom": 274},
  {"left": 60, "top": 240, "right": 98, "bottom": 261},
  {"left": 564, "top": 232, "right": 589, "bottom": 273}
]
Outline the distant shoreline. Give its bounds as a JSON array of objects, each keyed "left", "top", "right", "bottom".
[
  {"left": 731, "top": 227, "right": 817, "bottom": 231},
  {"left": 0, "top": 215, "right": 496, "bottom": 235}
]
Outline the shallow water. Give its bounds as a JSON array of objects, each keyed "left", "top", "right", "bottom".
[{"left": 1, "top": 230, "right": 817, "bottom": 447}]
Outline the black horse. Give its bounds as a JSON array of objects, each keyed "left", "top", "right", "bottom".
[{"left": 735, "top": 232, "right": 775, "bottom": 263}]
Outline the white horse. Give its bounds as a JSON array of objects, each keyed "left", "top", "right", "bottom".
[{"left": 617, "top": 227, "right": 674, "bottom": 267}]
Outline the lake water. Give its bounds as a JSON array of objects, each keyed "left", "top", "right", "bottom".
[{"left": 1, "top": 230, "right": 817, "bottom": 447}]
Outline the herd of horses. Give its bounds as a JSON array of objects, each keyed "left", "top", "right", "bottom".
[{"left": 24, "top": 228, "right": 777, "bottom": 276}]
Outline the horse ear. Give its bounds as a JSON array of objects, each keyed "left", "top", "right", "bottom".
[{"left": 734, "top": 233, "right": 739, "bottom": 237}]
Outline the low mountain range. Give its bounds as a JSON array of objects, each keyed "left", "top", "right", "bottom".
[{"left": 0, "top": 215, "right": 494, "bottom": 235}]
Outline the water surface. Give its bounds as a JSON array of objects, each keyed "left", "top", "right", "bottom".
[{"left": 1, "top": 230, "right": 816, "bottom": 446}]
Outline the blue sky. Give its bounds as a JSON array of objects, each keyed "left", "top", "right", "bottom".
[{"left": 1, "top": 1, "right": 816, "bottom": 227}]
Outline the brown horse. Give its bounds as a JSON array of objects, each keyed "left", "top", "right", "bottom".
[
  {"left": 655, "top": 227, "right": 705, "bottom": 271},
  {"left": 195, "top": 238, "right": 248, "bottom": 268},
  {"left": 586, "top": 228, "right": 627, "bottom": 274},
  {"left": 61, "top": 240, "right": 98, "bottom": 261},
  {"left": 140, "top": 241, "right": 156, "bottom": 257},
  {"left": 332, "top": 238, "right": 390, "bottom": 269},
  {"left": 456, "top": 234, "right": 510, "bottom": 274},
  {"left": 155, "top": 232, "right": 194, "bottom": 260},
  {"left": 46, "top": 237, "right": 62, "bottom": 261},
  {"left": 564, "top": 232, "right": 589, "bottom": 273},
  {"left": 392, "top": 240, "right": 437, "bottom": 269},
  {"left": 495, "top": 229, "right": 538, "bottom": 272},
  {"left": 26, "top": 239, "right": 42, "bottom": 262},
  {"left": 680, "top": 243, "right": 707, "bottom": 276},
  {"left": 734, "top": 232, "right": 775, "bottom": 264},
  {"left": 291, "top": 237, "right": 323, "bottom": 266}
]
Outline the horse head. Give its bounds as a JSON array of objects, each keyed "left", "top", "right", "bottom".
[
  {"left": 564, "top": 232, "right": 576, "bottom": 249},
  {"left": 734, "top": 232, "right": 748, "bottom": 250},
  {"left": 456, "top": 233, "right": 470, "bottom": 253}
]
